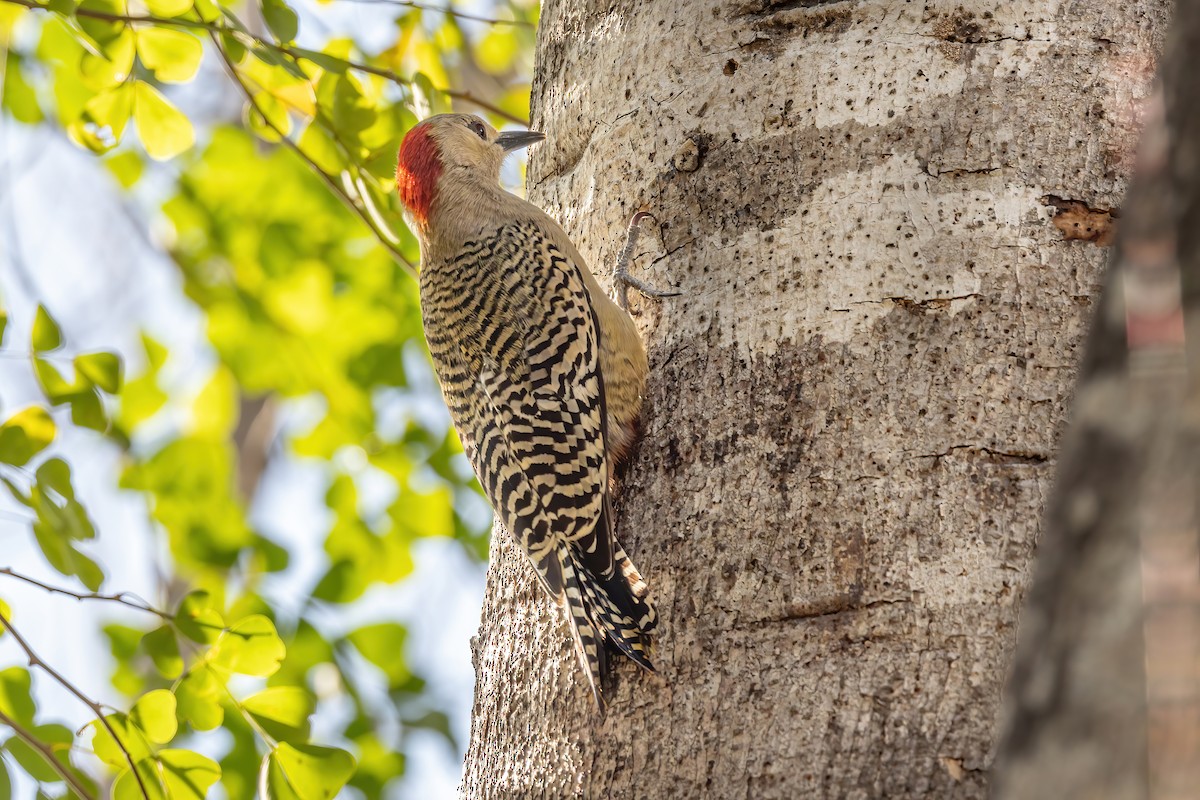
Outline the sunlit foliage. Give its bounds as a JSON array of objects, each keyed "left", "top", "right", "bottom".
[{"left": 0, "top": 0, "right": 535, "bottom": 795}]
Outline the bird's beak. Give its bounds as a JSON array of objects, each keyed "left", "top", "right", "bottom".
[{"left": 495, "top": 129, "right": 546, "bottom": 153}]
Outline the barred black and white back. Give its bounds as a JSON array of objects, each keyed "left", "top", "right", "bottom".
[{"left": 420, "top": 220, "right": 656, "bottom": 709}]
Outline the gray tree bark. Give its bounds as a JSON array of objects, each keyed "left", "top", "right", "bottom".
[{"left": 460, "top": 1, "right": 1169, "bottom": 797}]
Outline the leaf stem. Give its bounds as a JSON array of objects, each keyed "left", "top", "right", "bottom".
[{"left": 331, "top": 0, "right": 534, "bottom": 27}]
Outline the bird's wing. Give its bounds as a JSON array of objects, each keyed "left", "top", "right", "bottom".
[{"left": 420, "top": 221, "right": 616, "bottom": 593}]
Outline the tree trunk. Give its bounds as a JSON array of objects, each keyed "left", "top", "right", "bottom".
[
  {"left": 460, "top": 1, "right": 1169, "bottom": 797},
  {"left": 993, "top": 3, "right": 1200, "bottom": 798}
]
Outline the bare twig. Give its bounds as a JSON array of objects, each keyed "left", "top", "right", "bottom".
[
  {"left": 332, "top": 0, "right": 534, "bottom": 27},
  {"left": 0, "top": 567, "right": 174, "bottom": 621},
  {"left": 1, "top": 0, "right": 530, "bottom": 126},
  {"left": 0, "top": 707, "right": 97, "bottom": 800},
  {"left": 0, "top": 610, "right": 153, "bottom": 799}
]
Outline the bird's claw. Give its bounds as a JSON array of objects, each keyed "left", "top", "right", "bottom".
[{"left": 614, "top": 211, "right": 682, "bottom": 311}]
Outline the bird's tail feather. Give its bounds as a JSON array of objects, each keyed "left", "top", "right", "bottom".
[{"left": 558, "top": 542, "right": 656, "bottom": 711}]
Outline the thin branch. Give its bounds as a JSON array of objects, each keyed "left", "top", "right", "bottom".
[
  {"left": 1, "top": 0, "right": 531, "bottom": 126},
  {"left": 332, "top": 0, "right": 534, "bottom": 27},
  {"left": 209, "top": 34, "right": 417, "bottom": 276},
  {"left": 0, "top": 610, "right": 153, "bottom": 800},
  {"left": 0, "top": 567, "right": 174, "bottom": 621},
  {"left": 0, "top": 708, "right": 97, "bottom": 800}
]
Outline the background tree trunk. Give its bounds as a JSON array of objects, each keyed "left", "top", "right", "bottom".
[
  {"left": 461, "top": 1, "right": 1169, "bottom": 797},
  {"left": 993, "top": 3, "right": 1200, "bottom": 798}
]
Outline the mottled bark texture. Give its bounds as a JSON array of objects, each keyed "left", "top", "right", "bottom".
[
  {"left": 993, "top": 3, "right": 1200, "bottom": 799},
  {"left": 461, "top": 1, "right": 1168, "bottom": 797}
]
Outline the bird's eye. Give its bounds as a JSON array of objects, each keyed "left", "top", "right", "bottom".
[{"left": 468, "top": 119, "right": 487, "bottom": 140}]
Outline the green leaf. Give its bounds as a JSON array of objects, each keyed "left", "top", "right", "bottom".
[
  {"left": 241, "top": 686, "right": 312, "bottom": 743},
  {"left": 74, "top": 351, "right": 123, "bottom": 393},
  {"left": 76, "top": 0, "right": 125, "bottom": 48},
  {"left": 136, "top": 27, "right": 203, "bottom": 83},
  {"left": 159, "top": 749, "right": 221, "bottom": 799},
  {"left": 289, "top": 47, "right": 349, "bottom": 74},
  {"left": 265, "top": 743, "right": 356, "bottom": 800},
  {"left": 0, "top": 306, "right": 7, "bottom": 345},
  {"left": 175, "top": 590, "right": 224, "bottom": 644},
  {"left": 131, "top": 689, "right": 178, "bottom": 744},
  {"left": 0, "top": 597, "right": 9, "bottom": 637},
  {"left": 31, "top": 304, "right": 62, "bottom": 351},
  {"left": 175, "top": 666, "right": 224, "bottom": 730},
  {"left": 0, "top": 757, "right": 11, "bottom": 800},
  {"left": 3, "top": 52, "right": 43, "bottom": 124},
  {"left": 5, "top": 724, "right": 73, "bottom": 783},
  {"left": 297, "top": 121, "right": 344, "bottom": 174},
  {"left": 210, "top": 614, "right": 285, "bottom": 676},
  {"left": 261, "top": 0, "right": 298, "bottom": 43},
  {"left": 144, "top": 0, "right": 192, "bottom": 16},
  {"left": 0, "top": 667, "right": 35, "bottom": 725},
  {"left": 133, "top": 81, "right": 194, "bottom": 160},
  {"left": 0, "top": 406, "right": 56, "bottom": 466},
  {"left": 70, "top": 387, "right": 109, "bottom": 432},
  {"left": 143, "top": 624, "right": 184, "bottom": 679},
  {"left": 32, "top": 357, "right": 75, "bottom": 405},
  {"left": 220, "top": 30, "right": 246, "bottom": 62},
  {"left": 347, "top": 622, "right": 409, "bottom": 689}
]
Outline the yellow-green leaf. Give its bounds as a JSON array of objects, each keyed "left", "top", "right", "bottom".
[
  {"left": 136, "top": 27, "right": 203, "bottom": 83},
  {"left": 82, "top": 83, "right": 133, "bottom": 143},
  {"left": 144, "top": 0, "right": 193, "bottom": 16},
  {"left": 105, "top": 150, "right": 144, "bottom": 188},
  {"left": 348, "top": 622, "right": 409, "bottom": 689},
  {"left": 133, "top": 81, "right": 194, "bottom": 160},
  {"left": 265, "top": 743, "right": 355, "bottom": 800},
  {"left": 0, "top": 406, "right": 56, "bottom": 466},
  {"left": 112, "top": 757, "right": 167, "bottom": 800},
  {"left": 210, "top": 614, "right": 285, "bottom": 676},
  {"left": 131, "top": 689, "right": 178, "bottom": 744},
  {"left": 160, "top": 749, "right": 221, "bottom": 799},
  {"left": 176, "top": 590, "right": 224, "bottom": 644},
  {"left": 143, "top": 624, "right": 184, "bottom": 678},
  {"left": 241, "top": 686, "right": 312, "bottom": 743},
  {"left": 80, "top": 25, "right": 134, "bottom": 90},
  {"left": 175, "top": 666, "right": 224, "bottom": 730},
  {"left": 32, "top": 304, "right": 62, "bottom": 351},
  {"left": 75, "top": 351, "right": 123, "bottom": 393}
]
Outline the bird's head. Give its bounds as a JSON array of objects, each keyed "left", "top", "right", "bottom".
[{"left": 395, "top": 113, "right": 545, "bottom": 230}]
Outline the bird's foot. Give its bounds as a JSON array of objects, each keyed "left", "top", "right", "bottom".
[{"left": 614, "top": 211, "right": 682, "bottom": 311}]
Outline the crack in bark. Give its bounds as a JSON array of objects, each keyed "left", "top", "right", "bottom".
[
  {"left": 912, "top": 445, "right": 1051, "bottom": 464},
  {"left": 749, "top": 596, "right": 912, "bottom": 627},
  {"left": 731, "top": 0, "right": 852, "bottom": 20},
  {"left": 833, "top": 294, "right": 982, "bottom": 313}
]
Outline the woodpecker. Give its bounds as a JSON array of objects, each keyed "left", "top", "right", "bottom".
[{"left": 396, "top": 113, "right": 672, "bottom": 710}]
